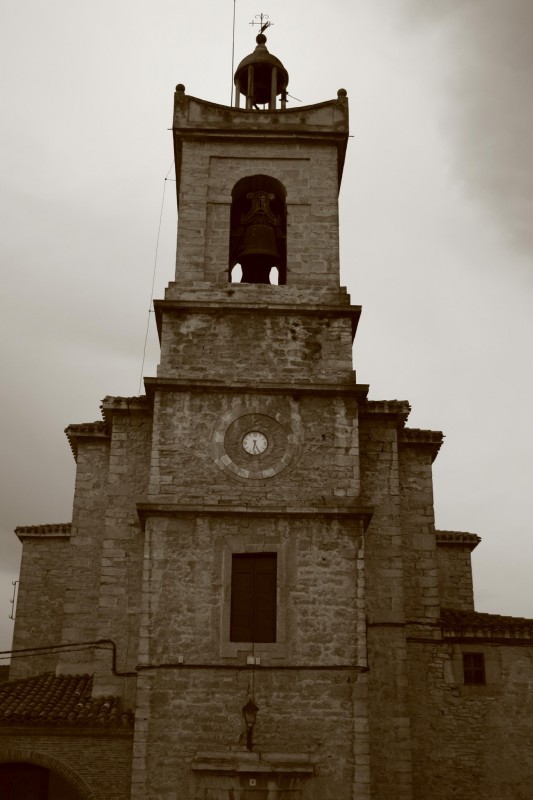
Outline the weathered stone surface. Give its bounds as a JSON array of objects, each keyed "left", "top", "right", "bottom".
[
  {"left": 408, "top": 642, "right": 533, "bottom": 800},
  {"left": 9, "top": 530, "right": 70, "bottom": 679},
  {"left": 436, "top": 531, "right": 479, "bottom": 611}
]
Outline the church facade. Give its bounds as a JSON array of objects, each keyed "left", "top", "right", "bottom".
[{"left": 2, "top": 33, "right": 533, "bottom": 800}]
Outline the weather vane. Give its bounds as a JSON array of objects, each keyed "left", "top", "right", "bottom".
[{"left": 250, "top": 13, "right": 273, "bottom": 35}]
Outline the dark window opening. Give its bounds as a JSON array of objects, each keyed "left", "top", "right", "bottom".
[
  {"left": 463, "top": 652, "right": 486, "bottom": 685},
  {"left": 230, "top": 553, "right": 277, "bottom": 643},
  {"left": 229, "top": 175, "right": 287, "bottom": 285}
]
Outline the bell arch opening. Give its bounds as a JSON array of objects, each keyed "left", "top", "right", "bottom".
[{"left": 228, "top": 174, "right": 287, "bottom": 285}]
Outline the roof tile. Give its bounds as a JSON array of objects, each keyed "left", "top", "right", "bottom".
[
  {"left": 0, "top": 673, "right": 133, "bottom": 729},
  {"left": 15, "top": 523, "right": 71, "bottom": 538},
  {"left": 441, "top": 607, "right": 533, "bottom": 637}
]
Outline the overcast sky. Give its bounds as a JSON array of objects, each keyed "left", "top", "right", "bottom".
[{"left": 1, "top": 0, "right": 532, "bottom": 653}]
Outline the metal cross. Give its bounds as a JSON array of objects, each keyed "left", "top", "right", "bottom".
[{"left": 250, "top": 13, "right": 272, "bottom": 35}]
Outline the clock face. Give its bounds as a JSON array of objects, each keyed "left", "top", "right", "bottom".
[
  {"left": 242, "top": 431, "right": 268, "bottom": 455},
  {"left": 213, "top": 408, "right": 300, "bottom": 481}
]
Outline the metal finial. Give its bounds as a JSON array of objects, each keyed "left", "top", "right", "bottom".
[{"left": 250, "top": 13, "right": 272, "bottom": 35}]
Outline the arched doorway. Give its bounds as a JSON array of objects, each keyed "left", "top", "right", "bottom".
[
  {"left": 0, "top": 762, "right": 48, "bottom": 799},
  {"left": 0, "top": 755, "right": 93, "bottom": 800}
]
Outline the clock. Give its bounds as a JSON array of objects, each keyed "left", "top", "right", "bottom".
[
  {"left": 242, "top": 431, "right": 268, "bottom": 455},
  {"left": 212, "top": 406, "right": 300, "bottom": 481}
]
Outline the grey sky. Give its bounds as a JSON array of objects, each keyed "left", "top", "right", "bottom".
[
  {"left": 1, "top": 0, "right": 531, "bottom": 652},
  {"left": 399, "top": 0, "right": 533, "bottom": 256}
]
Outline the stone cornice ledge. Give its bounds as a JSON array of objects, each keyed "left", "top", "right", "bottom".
[
  {"left": 100, "top": 395, "right": 150, "bottom": 424},
  {"left": 154, "top": 299, "right": 362, "bottom": 340},
  {"left": 136, "top": 502, "right": 373, "bottom": 529},
  {"left": 398, "top": 428, "right": 444, "bottom": 462},
  {"left": 144, "top": 377, "right": 369, "bottom": 401},
  {"left": 64, "top": 422, "right": 110, "bottom": 461},
  {"left": 191, "top": 749, "right": 315, "bottom": 774},
  {"left": 359, "top": 400, "right": 411, "bottom": 425}
]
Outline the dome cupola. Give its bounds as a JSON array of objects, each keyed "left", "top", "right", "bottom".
[{"left": 234, "top": 33, "right": 289, "bottom": 110}]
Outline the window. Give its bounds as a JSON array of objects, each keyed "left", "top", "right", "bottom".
[
  {"left": 463, "top": 652, "right": 486, "bottom": 685},
  {"left": 230, "top": 553, "right": 277, "bottom": 643}
]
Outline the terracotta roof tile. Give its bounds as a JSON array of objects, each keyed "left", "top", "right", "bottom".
[
  {"left": 436, "top": 531, "right": 481, "bottom": 549},
  {"left": 441, "top": 607, "right": 533, "bottom": 637},
  {"left": 65, "top": 421, "right": 108, "bottom": 436},
  {"left": 15, "top": 523, "right": 71, "bottom": 539},
  {"left": 100, "top": 395, "right": 147, "bottom": 407},
  {"left": 64, "top": 422, "right": 110, "bottom": 461},
  {"left": 0, "top": 673, "right": 133, "bottom": 728}
]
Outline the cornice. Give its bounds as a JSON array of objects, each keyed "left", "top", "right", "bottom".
[
  {"left": 436, "top": 530, "right": 481, "bottom": 550},
  {"left": 15, "top": 523, "right": 71, "bottom": 542},
  {"left": 100, "top": 395, "right": 150, "bottom": 424},
  {"left": 153, "top": 299, "right": 361, "bottom": 341},
  {"left": 191, "top": 749, "right": 315, "bottom": 775},
  {"left": 64, "top": 422, "right": 109, "bottom": 461},
  {"left": 136, "top": 501, "right": 373, "bottom": 530},
  {"left": 359, "top": 400, "right": 411, "bottom": 425},
  {"left": 173, "top": 92, "right": 349, "bottom": 195},
  {"left": 144, "top": 377, "right": 369, "bottom": 403},
  {"left": 399, "top": 428, "right": 444, "bottom": 462}
]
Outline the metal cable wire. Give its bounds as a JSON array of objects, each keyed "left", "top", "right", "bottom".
[{"left": 137, "top": 160, "right": 174, "bottom": 396}]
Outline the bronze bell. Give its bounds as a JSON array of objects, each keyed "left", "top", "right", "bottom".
[{"left": 236, "top": 190, "right": 280, "bottom": 284}]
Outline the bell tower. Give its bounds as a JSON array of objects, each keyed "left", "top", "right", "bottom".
[
  {"left": 133, "top": 29, "right": 374, "bottom": 800},
  {"left": 170, "top": 36, "right": 349, "bottom": 291}
]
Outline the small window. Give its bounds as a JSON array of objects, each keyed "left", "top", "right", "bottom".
[
  {"left": 463, "top": 652, "right": 486, "bottom": 685},
  {"left": 230, "top": 553, "right": 277, "bottom": 643}
]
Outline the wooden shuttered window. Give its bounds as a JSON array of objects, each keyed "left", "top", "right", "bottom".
[
  {"left": 463, "top": 652, "right": 486, "bottom": 685},
  {"left": 230, "top": 553, "right": 277, "bottom": 643}
]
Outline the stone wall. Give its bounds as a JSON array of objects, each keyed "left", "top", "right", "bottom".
[
  {"left": 93, "top": 406, "right": 151, "bottom": 699},
  {"left": 57, "top": 438, "right": 110, "bottom": 675},
  {"left": 147, "top": 391, "right": 360, "bottom": 504},
  {"left": 9, "top": 532, "right": 70, "bottom": 680},
  {"left": 398, "top": 442, "right": 440, "bottom": 622},
  {"left": 408, "top": 642, "right": 533, "bottom": 799},
  {"left": 132, "top": 511, "right": 364, "bottom": 799},
  {"left": 132, "top": 668, "right": 362, "bottom": 800},
  {"left": 138, "top": 514, "right": 361, "bottom": 666},
  {"left": 157, "top": 305, "right": 355, "bottom": 385},
  {"left": 358, "top": 409, "right": 404, "bottom": 622},
  {"left": 174, "top": 140, "right": 341, "bottom": 287},
  {"left": 436, "top": 534, "right": 477, "bottom": 611},
  {"left": 358, "top": 413, "right": 448, "bottom": 800}
]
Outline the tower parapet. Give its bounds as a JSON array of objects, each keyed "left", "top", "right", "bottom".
[{"left": 172, "top": 79, "right": 349, "bottom": 288}]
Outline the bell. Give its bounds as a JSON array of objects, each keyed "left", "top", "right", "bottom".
[{"left": 237, "top": 222, "right": 280, "bottom": 284}]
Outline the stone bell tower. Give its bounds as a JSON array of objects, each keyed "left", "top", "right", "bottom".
[{"left": 133, "top": 31, "right": 375, "bottom": 800}]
